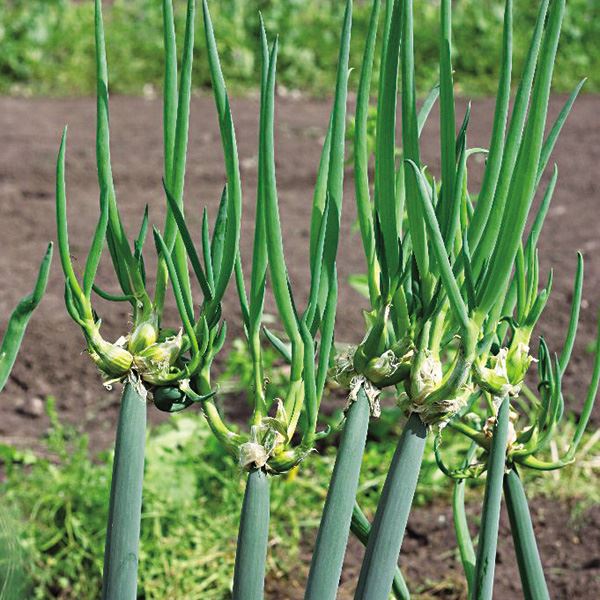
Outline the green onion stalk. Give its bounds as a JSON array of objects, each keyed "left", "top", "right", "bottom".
[
  {"left": 406, "top": 4, "right": 600, "bottom": 598},
  {"left": 167, "top": 3, "right": 352, "bottom": 597},
  {"left": 319, "top": 0, "right": 594, "bottom": 598},
  {"left": 0, "top": 244, "right": 52, "bottom": 393},
  {"left": 418, "top": 0, "right": 600, "bottom": 596},
  {"left": 55, "top": 2, "right": 236, "bottom": 597},
  {"left": 350, "top": 502, "right": 410, "bottom": 600}
]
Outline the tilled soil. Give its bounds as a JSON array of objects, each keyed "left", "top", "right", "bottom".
[
  {"left": 1, "top": 94, "right": 599, "bottom": 598},
  {"left": 269, "top": 498, "right": 600, "bottom": 599}
]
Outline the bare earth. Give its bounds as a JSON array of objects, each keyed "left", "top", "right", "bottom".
[{"left": 1, "top": 93, "right": 599, "bottom": 598}]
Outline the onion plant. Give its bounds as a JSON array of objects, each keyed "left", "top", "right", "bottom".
[
  {"left": 441, "top": 268, "right": 600, "bottom": 600},
  {"left": 169, "top": 2, "right": 352, "bottom": 597},
  {"left": 310, "top": 0, "right": 598, "bottom": 599},
  {"left": 47, "top": 0, "right": 597, "bottom": 598},
  {"left": 0, "top": 244, "right": 52, "bottom": 393},
  {"left": 55, "top": 1, "right": 235, "bottom": 597}
]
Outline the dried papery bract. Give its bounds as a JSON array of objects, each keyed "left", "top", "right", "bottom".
[{"left": 55, "top": 1, "right": 237, "bottom": 597}]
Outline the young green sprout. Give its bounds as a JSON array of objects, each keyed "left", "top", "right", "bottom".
[
  {"left": 311, "top": 0, "right": 593, "bottom": 599},
  {"left": 55, "top": 1, "right": 235, "bottom": 598},
  {"left": 168, "top": 2, "right": 351, "bottom": 597},
  {"left": 0, "top": 243, "right": 52, "bottom": 393}
]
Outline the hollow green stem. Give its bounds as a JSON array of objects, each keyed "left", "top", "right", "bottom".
[
  {"left": 305, "top": 388, "right": 371, "bottom": 600},
  {"left": 504, "top": 467, "right": 549, "bottom": 600},
  {"left": 453, "top": 443, "right": 478, "bottom": 598},
  {"left": 350, "top": 503, "right": 410, "bottom": 600},
  {"left": 473, "top": 396, "right": 510, "bottom": 600},
  {"left": 195, "top": 368, "right": 242, "bottom": 454},
  {"left": 101, "top": 382, "right": 147, "bottom": 600},
  {"left": 355, "top": 412, "right": 428, "bottom": 600},
  {"left": 232, "top": 468, "right": 270, "bottom": 600}
]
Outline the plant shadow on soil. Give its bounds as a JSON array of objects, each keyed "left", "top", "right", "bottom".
[{"left": 1, "top": 93, "right": 599, "bottom": 598}]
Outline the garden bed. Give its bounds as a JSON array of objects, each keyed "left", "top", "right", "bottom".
[{"left": 1, "top": 93, "right": 599, "bottom": 598}]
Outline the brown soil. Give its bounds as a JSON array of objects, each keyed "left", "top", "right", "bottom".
[
  {"left": 270, "top": 498, "right": 600, "bottom": 600},
  {"left": 1, "top": 94, "right": 599, "bottom": 598}
]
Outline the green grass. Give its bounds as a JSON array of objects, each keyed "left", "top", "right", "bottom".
[
  {"left": 1, "top": 382, "right": 598, "bottom": 599},
  {"left": 1, "top": 0, "right": 598, "bottom": 97}
]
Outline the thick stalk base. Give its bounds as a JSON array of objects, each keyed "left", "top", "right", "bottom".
[
  {"left": 354, "top": 412, "right": 428, "bottom": 600},
  {"left": 232, "top": 468, "right": 270, "bottom": 600},
  {"left": 101, "top": 382, "right": 147, "bottom": 600},
  {"left": 305, "top": 389, "right": 371, "bottom": 600}
]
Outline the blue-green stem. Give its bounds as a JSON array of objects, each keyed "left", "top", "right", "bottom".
[
  {"left": 473, "top": 396, "right": 510, "bottom": 600},
  {"left": 453, "top": 443, "right": 478, "bottom": 598},
  {"left": 504, "top": 467, "right": 549, "bottom": 600},
  {"left": 305, "top": 388, "right": 371, "bottom": 600},
  {"left": 350, "top": 503, "right": 410, "bottom": 600},
  {"left": 354, "top": 412, "right": 428, "bottom": 600},
  {"left": 232, "top": 468, "right": 270, "bottom": 600},
  {"left": 101, "top": 381, "right": 147, "bottom": 600}
]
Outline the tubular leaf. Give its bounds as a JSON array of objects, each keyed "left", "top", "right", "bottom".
[
  {"left": 375, "top": 0, "right": 402, "bottom": 291},
  {"left": 162, "top": 0, "right": 177, "bottom": 186},
  {"left": 202, "top": 0, "right": 242, "bottom": 305},
  {"left": 94, "top": 0, "right": 140, "bottom": 300},
  {"left": 248, "top": 19, "right": 271, "bottom": 336},
  {"left": 163, "top": 180, "right": 213, "bottom": 299},
  {"left": 314, "top": 0, "right": 352, "bottom": 318},
  {"left": 353, "top": 0, "right": 381, "bottom": 304},
  {"left": 259, "top": 38, "right": 301, "bottom": 344},
  {"left": 0, "top": 243, "right": 53, "bottom": 392},
  {"left": 401, "top": 0, "right": 429, "bottom": 295},
  {"left": 408, "top": 161, "right": 470, "bottom": 334},
  {"left": 558, "top": 253, "right": 583, "bottom": 374},
  {"left": 472, "top": 0, "right": 550, "bottom": 276},
  {"left": 477, "top": 0, "right": 566, "bottom": 315},
  {"left": 210, "top": 186, "right": 228, "bottom": 287},
  {"left": 467, "top": 0, "right": 513, "bottom": 249},
  {"left": 567, "top": 315, "right": 600, "bottom": 458},
  {"left": 83, "top": 188, "right": 109, "bottom": 298},
  {"left": 55, "top": 128, "right": 85, "bottom": 309},
  {"left": 537, "top": 78, "right": 586, "bottom": 186},
  {"left": 438, "top": 0, "right": 457, "bottom": 245},
  {"left": 153, "top": 228, "right": 199, "bottom": 356}
]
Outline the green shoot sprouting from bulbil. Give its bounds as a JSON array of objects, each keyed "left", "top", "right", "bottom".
[
  {"left": 0, "top": 243, "right": 53, "bottom": 393},
  {"left": 169, "top": 0, "right": 352, "bottom": 476},
  {"left": 166, "top": 3, "right": 352, "bottom": 598}
]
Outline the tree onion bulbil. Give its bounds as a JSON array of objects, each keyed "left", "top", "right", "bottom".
[{"left": 55, "top": 1, "right": 238, "bottom": 596}]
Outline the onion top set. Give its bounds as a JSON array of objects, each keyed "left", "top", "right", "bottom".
[{"left": 2, "top": 1, "right": 598, "bottom": 599}]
